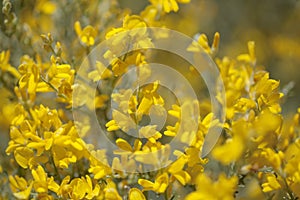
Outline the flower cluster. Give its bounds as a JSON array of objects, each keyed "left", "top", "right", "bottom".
[{"left": 0, "top": 0, "right": 300, "bottom": 200}]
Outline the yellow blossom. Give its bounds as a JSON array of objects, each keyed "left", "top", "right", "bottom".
[
  {"left": 212, "top": 119, "right": 249, "bottom": 164},
  {"left": 36, "top": 0, "right": 57, "bottom": 15},
  {"left": 188, "top": 32, "right": 220, "bottom": 55},
  {"left": 104, "top": 179, "right": 122, "bottom": 200},
  {"left": 106, "top": 110, "right": 136, "bottom": 132},
  {"left": 13, "top": 147, "right": 34, "bottom": 169},
  {"left": 128, "top": 188, "right": 146, "bottom": 200},
  {"left": 186, "top": 173, "right": 238, "bottom": 200},
  {"left": 212, "top": 136, "right": 244, "bottom": 165},
  {"left": 237, "top": 41, "right": 256, "bottom": 64},
  {"left": 262, "top": 173, "right": 282, "bottom": 192},
  {"left": 115, "top": 138, "right": 141, "bottom": 153},
  {"left": 251, "top": 148, "right": 284, "bottom": 172},
  {"left": 18, "top": 57, "right": 40, "bottom": 102},
  {"left": 88, "top": 150, "right": 112, "bottom": 179},
  {"left": 138, "top": 172, "right": 169, "bottom": 193},
  {"left": 88, "top": 61, "right": 112, "bottom": 82},
  {"left": 106, "top": 15, "right": 147, "bottom": 39},
  {"left": 168, "top": 155, "right": 191, "bottom": 185},
  {"left": 74, "top": 21, "right": 97, "bottom": 46},
  {"left": 139, "top": 125, "right": 162, "bottom": 143},
  {"left": 31, "top": 165, "right": 48, "bottom": 193},
  {"left": 149, "top": 0, "right": 190, "bottom": 13},
  {"left": 0, "top": 50, "right": 20, "bottom": 78},
  {"left": 9, "top": 175, "right": 33, "bottom": 199}
]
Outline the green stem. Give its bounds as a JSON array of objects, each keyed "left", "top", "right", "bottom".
[
  {"left": 50, "top": 154, "right": 62, "bottom": 182},
  {"left": 164, "top": 186, "right": 169, "bottom": 200},
  {"left": 40, "top": 75, "right": 68, "bottom": 99}
]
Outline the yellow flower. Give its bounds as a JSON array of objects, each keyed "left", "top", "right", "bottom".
[
  {"left": 111, "top": 89, "right": 137, "bottom": 114},
  {"left": 42, "top": 62, "right": 75, "bottom": 90},
  {"left": 261, "top": 173, "right": 282, "bottom": 192},
  {"left": 251, "top": 148, "right": 284, "bottom": 172},
  {"left": 133, "top": 142, "right": 170, "bottom": 167},
  {"left": 0, "top": 50, "right": 20, "bottom": 78},
  {"left": 187, "top": 32, "right": 220, "bottom": 56},
  {"left": 9, "top": 175, "right": 33, "bottom": 199},
  {"left": 168, "top": 155, "right": 191, "bottom": 185},
  {"left": 106, "top": 110, "right": 136, "bottom": 132},
  {"left": 52, "top": 141, "right": 79, "bottom": 168},
  {"left": 139, "top": 125, "right": 162, "bottom": 143},
  {"left": 36, "top": 0, "right": 57, "bottom": 15},
  {"left": 253, "top": 72, "right": 282, "bottom": 113},
  {"left": 68, "top": 178, "right": 86, "bottom": 199},
  {"left": 112, "top": 155, "right": 137, "bottom": 173},
  {"left": 115, "top": 138, "right": 142, "bottom": 153},
  {"left": 234, "top": 97, "right": 256, "bottom": 113},
  {"left": 106, "top": 119, "right": 120, "bottom": 132},
  {"left": 149, "top": 0, "right": 190, "bottom": 13},
  {"left": 252, "top": 109, "right": 282, "bottom": 148},
  {"left": 237, "top": 41, "right": 256, "bottom": 64},
  {"left": 6, "top": 126, "right": 26, "bottom": 152},
  {"left": 74, "top": 21, "right": 97, "bottom": 47},
  {"left": 289, "top": 172, "right": 300, "bottom": 198},
  {"left": 88, "top": 61, "right": 112, "bottom": 82},
  {"left": 138, "top": 172, "right": 169, "bottom": 193},
  {"left": 31, "top": 105, "right": 62, "bottom": 130},
  {"left": 47, "top": 176, "right": 60, "bottom": 194},
  {"left": 164, "top": 122, "right": 179, "bottom": 137},
  {"left": 13, "top": 147, "right": 34, "bottom": 169},
  {"left": 212, "top": 133, "right": 245, "bottom": 165},
  {"left": 105, "top": 15, "right": 147, "bottom": 39},
  {"left": 66, "top": 176, "right": 100, "bottom": 199},
  {"left": 18, "top": 57, "right": 40, "bottom": 102},
  {"left": 214, "top": 139, "right": 243, "bottom": 165},
  {"left": 140, "top": 5, "right": 161, "bottom": 26},
  {"left": 184, "top": 147, "right": 208, "bottom": 168},
  {"left": 56, "top": 176, "right": 71, "bottom": 198},
  {"left": 0, "top": 88, "right": 18, "bottom": 129},
  {"left": 105, "top": 15, "right": 152, "bottom": 56},
  {"left": 186, "top": 173, "right": 238, "bottom": 200},
  {"left": 31, "top": 165, "right": 48, "bottom": 193},
  {"left": 128, "top": 188, "right": 146, "bottom": 200},
  {"left": 57, "top": 79, "right": 73, "bottom": 107},
  {"left": 94, "top": 94, "right": 109, "bottom": 109},
  {"left": 167, "top": 104, "right": 181, "bottom": 119},
  {"left": 104, "top": 179, "right": 122, "bottom": 200},
  {"left": 135, "top": 81, "right": 164, "bottom": 120},
  {"left": 84, "top": 175, "right": 101, "bottom": 199},
  {"left": 88, "top": 151, "right": 112, "bottom": 180}
]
